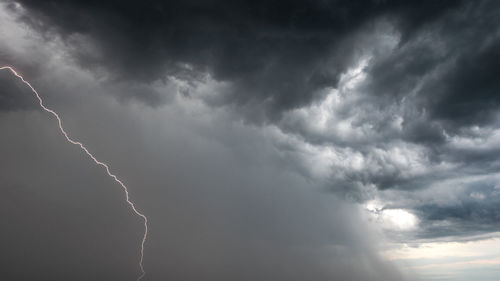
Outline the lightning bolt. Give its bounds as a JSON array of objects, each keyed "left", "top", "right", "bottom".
[{"left": 0, "top": 66, "right": 148, "bottom": 281}]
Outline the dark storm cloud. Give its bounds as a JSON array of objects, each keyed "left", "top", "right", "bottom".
[
  {"left": 414, "top": 183, "right": 500, "bottom": 240},
  {"left": 0, "top": 71, "right": 37, "bottom": 111},
  {"left": 12, "top": 0, "right": 464, "bottom": 119},
  {"left": 366, "top": 0, "right": 500, "bottom": 131},
  {"left": 267, "top": 0, "right": 500, "bottom": 206}
]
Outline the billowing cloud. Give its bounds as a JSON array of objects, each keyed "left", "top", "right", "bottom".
[{"left": 8, "top": 0, "right": 465, "bottom": 118}]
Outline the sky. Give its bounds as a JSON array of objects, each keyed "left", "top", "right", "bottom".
[{"left": 0, "top": 0, "right": 500, "bottom": 280}]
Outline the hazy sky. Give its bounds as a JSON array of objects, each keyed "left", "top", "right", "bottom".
[{"left": 1, "top": 1, "right": 500, "bottom": 280}]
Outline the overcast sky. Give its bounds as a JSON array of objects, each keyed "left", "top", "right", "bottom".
[{"left": 1, "top": 1, "right": 500, "bottom": 280}]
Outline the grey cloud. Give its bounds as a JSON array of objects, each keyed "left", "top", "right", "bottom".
[
  {"left": 372, "top": 173, "right": 500, "bottom": 241},
  {"left": 416, "top": 183, "right": 500, "bottom": 239},
  {"left": 10, "top": 0, "right": 464, "bottom": 120},
  {"left": 268, "top": 1, "right": 500, "bottom": 203},
  {"left": 366, "top": 0, "right": 500, "bottom": 131},
  {"left": 0, "top": 71, "right": 38, "bottom": 111}
]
